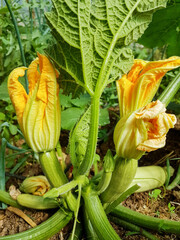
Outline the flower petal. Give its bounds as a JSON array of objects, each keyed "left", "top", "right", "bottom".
[
  {"left": 37, "top": 53, "right": 60, "bottom": 149},
  {"left": 116, "top": 60, "right": 147, "bottom": 117},
  {"left": 137, "top": 136, "right": 166, "bottom": 152},
  {"left": 8, "top": 67, "right": 28, "bottom": 129},
  {"left": 114, "top": 100, "right": 177, "bottom": 159},
  {"left": 135, "top": 100, "right": 166, "bottom": 120},
  {"left": 27, "top": 58, "right": 40, "bottom": 94},
  {"left": 135, "top": 57, "right": 180, "bottom": 109},
  {"left": 22, "top": 54, "right": 60, "bottom": 152},
  {"left": 116, "top": 57, "right": 180, "bottom": 117}
]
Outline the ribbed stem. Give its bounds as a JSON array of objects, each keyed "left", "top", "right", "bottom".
[
  {"left": 39, "top": 150, "right": 67, "bottom": 187},
  {"left": 0, "top": 190, "right": 23, "bottom": 209},
  {"left": 82, "top": 186, "right": 121, "bottom": 240},
  {"left": 105, "top": 184, "right": 140, "bottom": 214},
  {"left": 101, "top": 158, "right": 137, "bottom": 203},
  {"left": 83, "top": 207, "right": 99, "bottom": 240},
  {"left": 77, "top": 95, "right": 100, "bottom": 175},
  {"left": 158, "top": 71, "right": 180, "bottom": 106},
  {"left": 111, "top": 205, "right": 180, "bottom": 235},
  {"left": 17, "top": 194, "right": 59, "bottom": 210},
  {"left": 109, "top": 216, "right": 159, "bottom": 240},
  {"left": 0, "top": 209, "right": 72, "bottom": 240},
  {"left": 39, "top": 150, "right": 77, "bottom": 211}
]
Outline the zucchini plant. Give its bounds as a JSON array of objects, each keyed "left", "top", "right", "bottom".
[{"left": 1, "top": 0, "right": 180, "bottom": 239}]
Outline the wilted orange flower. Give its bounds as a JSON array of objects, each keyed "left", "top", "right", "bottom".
[
  {"left": 114, "top": 100, "right": 176, "bottom": 160},
  {"left": 8, "top": 53, "right": 60, "bottom": 152},
  {"left": 116, "top": 57, "right": 180, "bottom": 117}
]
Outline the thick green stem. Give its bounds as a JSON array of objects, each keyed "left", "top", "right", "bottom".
[
  {"left": 111, "top": 205, "right": 180, "bottom": 235},
  {"left": 0, "top": 209, "right": 72, "bottom": 240},
  {"left": 17, "top": 194, "right": 59, "bottom": 210},
  {"left": 82, "top": 186, "right": 121, "bottom": 240},
  {"left": 4, "top": 0, "right": 28, "bottom": 93},
  {"left": 158, "top": 71, "right": 180, "bottom": 106},
  {"left": 83, "top": 207, "right": 99, "bottom": 240},
  {"left": 39, "top": 150, "right": 67, "bottom": 187},
  {"left": 39, "top": 150, "right": 77, "bottom": 211},
  {"left": 101, "top": 158, "right": 137, "bottom": 203},
  {"left": 0, "top": 190, "right": 23, "bottom": 209},
  {"left": 109, "top": 216, "right": 159, "bottom": 240},
  {"left": 77, "top": 95, "right": 100, "bottom": 175},
  {"left": 105, "top": 184, "right": 140, "bottom": 214}
]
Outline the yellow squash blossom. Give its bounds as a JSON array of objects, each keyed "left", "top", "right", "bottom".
[
  {"left": 116, "top": 57, "right": 180, "bottom": 117},
  {"left": 20, "top": 176, "right": 50, "bottom": 196},
  {"left": 8, "top": 53, "right": 60, "bottom": 152},
  {"left": 114, "top": 100, "right": 176, "bottom": 160}
]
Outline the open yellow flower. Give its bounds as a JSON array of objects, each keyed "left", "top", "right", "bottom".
[
  {"left": 116, "top": 57, "right": 180, "bottom": 117},
  {"left": 8, "top": 53, "right": 60, "bottom": 152},
  {"left": 114, "top": 100, "right": 176, "bottom": 160}
]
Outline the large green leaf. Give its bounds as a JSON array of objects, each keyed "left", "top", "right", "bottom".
[
  {"left": 138, "top": 4, "right": 180, "bottom": 56},
  {"left": 61, "top": 107, "right": 84, "bottom": 130},
  {"left": 46, "top": 0, "right": 167, "bottom": 95}
]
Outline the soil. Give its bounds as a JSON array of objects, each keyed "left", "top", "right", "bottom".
[{"left": 0, "top": 112, "right": 179, "bottom": 240}]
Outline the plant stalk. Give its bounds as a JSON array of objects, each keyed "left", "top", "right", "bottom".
[
  {"left": 101, "top": 158, "right": 137, "bottom": 203},
  {"left": 82, "top": 186, "right": 121, "bottom": 240},
  {"left": 0, "top": 190, "right": 23, "bottom": 209},
  {"left": 83, "top": 207, "right": 99, "bottom": 240},
  {"left": 109, "top": 216, "right": 159, "bottom": 240},
  {"left": 39, "top": 150, "right": 67, "bottom": 187},
  {"left": 17, "top": 194, "right": 59, "bottom": 210},
  {"left": 158, "top": 71, "right": 180, "bottom": 106},
  {"left": 111, "top": 205, "right": 180, "bottom": 235},
  {"left": 77, "top": 95, "right": 100, "bottom": 175},
  {"left": 105, "top": 184, "right": 140, "bottom": 214},
  {"left": 0, "top": 209, "right": 72, "bottom": 240},
  {"left": 39, "top": 150, "right": 77, "bottom": 211}
]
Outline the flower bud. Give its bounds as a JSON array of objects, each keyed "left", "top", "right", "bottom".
[
  {"left": 8, "top": 53, "right": 60, "bottom": 152},
  {"left": 20, "top": 176, "right": 50, "bottom": 196}
]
